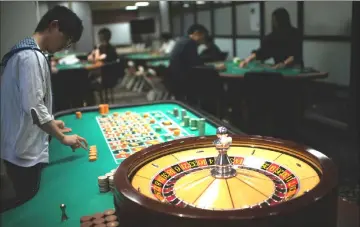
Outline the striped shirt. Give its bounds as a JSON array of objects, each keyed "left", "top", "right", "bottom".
[{"left": 1, "top": 39, "right": 53, "bottom": 167}]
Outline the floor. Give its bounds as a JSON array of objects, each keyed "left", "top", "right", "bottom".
[{"left": 102, "top": 83, "right": 359, "bottom": 206}]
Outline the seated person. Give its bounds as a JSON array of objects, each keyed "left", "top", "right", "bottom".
[
  {"left": 240, "top": 8, "right": 302, "bottom": 69},
  {"left": 88, "top": 28, "right": 117, "bottom": 63},
  {"left": 168, "top": 24, "right": 225, "bottom": 100},
  {"left": 199, "top": 36, "right": 223, "bottom": 62},
  {"left": 159, "top": 33, "right": 176, "bottom": 54}
]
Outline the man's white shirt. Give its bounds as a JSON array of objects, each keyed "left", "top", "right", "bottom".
[{"left": 1, "top": 44, "right": 53, "bottom": 167}]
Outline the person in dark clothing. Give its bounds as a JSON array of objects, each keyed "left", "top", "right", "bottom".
[
  {"left": 88, "top": 28, "right": 117, "bottom": 62},
  {"left": 87, "top": 28, "right": 118, "bottom": 104},
  {"left": 240, "top": 8, "right": 302, "bottom": 68},
  {"left": 168, "top": 24, "right": 225, "bottom": 100},
  {"left": 199, "top": 36, "right": 223, "bottom": 62}
]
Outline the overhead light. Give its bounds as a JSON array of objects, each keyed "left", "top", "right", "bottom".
[
  {"left": 196, "top": 1, "right": 205, "bottom": 4},
  {"left": 183, "top": 3, "right": 189, "bottom": 8},
  {"left": 135, "top": 2, "right": 149, "bottom": 7},
  {"left": 125, "top": 5, "right": 138, "bottom": 10}
]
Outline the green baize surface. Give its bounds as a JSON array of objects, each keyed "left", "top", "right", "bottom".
[{"left": 0, "top": 103, "right": 217, "bottom": 227}]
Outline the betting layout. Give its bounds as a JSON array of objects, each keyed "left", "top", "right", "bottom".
[
  {"left": 131, "top": 144, "right": 320, "bottom": 210},
  {"left": 96, "top": 108, "right": 206, "bottom": 164}
]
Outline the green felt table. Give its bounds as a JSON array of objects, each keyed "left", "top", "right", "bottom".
[
  {"left": 53, "top": 52, "right": 88, "bottom": 59},
  {"left": 0, "top": 101, "right": 241, "bottom": 227},
  {"left": 55, "top": 62, "right": 94, "bottom": 71},
  {"left": 147, "top": 60, "right": 327, "bottom": 79},
  {"left": 125, "top": 53, "right": 170, "bottom": 61}
]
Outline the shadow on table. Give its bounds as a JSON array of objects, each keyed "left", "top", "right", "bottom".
[{"left": 48, "top": 154, "right": 84, "bottom": 167}]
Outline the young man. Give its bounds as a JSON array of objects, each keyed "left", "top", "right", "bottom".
[
  {"left": 199, "top": 36, "right": 223, "bottom": 62},
  {"left": 240, "top": 8, "right": 302, "bottom": 68},
  {"left": 168, "top": 24, "right": 225, "bottom": 100},
  {"left": 0, "top": 6, "right": 88, "bottom": 212},
  {"left": 158, "top": 33, "right": 176, "bottom": 54}
]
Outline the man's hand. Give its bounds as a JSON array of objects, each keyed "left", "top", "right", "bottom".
[
  {"left": 54, "top": 120, "right": 72, "bottom": 133},
  {"left": 61, "top": 134, "right": 88, "bottom": 151},
  {"left": 239, "top": 60, "right": 248, "bottom": 68},
  {"left": 215, "top": 63, "right": 226, "bottom": 71},
  {"left": 272, "top": 62, "right": 285, "bottom": 69}
]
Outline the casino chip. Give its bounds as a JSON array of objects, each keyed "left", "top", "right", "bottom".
[
  {"left": 104, "top": 209, "right": 115, "bottom": 216},
  {"left": 93, "top": 218, "right": 105, "bottom": 225},
  {"left": 106, "top": 221, "right": 119, "bottom": 227},
  {"left": 80, "top": 216, "right": 93, "bottom": 223},
  {"left": 80, "top": 221, "right": 93, "bottom": 227},
  {"left": 98, "top": 176, "right": 109, "bottom": 193},
  {"left": 108, "top": 176, "right": 115, "bottom": 192}
]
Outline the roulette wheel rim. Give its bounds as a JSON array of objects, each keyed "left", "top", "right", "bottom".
[{"left": 114, "top": 134, "right": 337, "bottom": 220}]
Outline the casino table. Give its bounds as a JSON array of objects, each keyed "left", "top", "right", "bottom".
[
  {"left": 0, "top": 101, "right": 242, "bottom": 227},
  {"left": 147, "top": 60, "right": 328, "bottom": 80},
  {"left": 55, "top": 61, "right": 103, "bottom": 72},
  {"left": 125, "top": 53, "right": 170, "bottom": 62},
  {"left": 53, "top": 52, "right": 88, "bottom": 60}
]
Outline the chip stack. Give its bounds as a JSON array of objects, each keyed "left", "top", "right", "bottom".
[
  {"left": 75, "top": 111, "right": 82, "bottom": 119},
  {"left": 108, "top": 176, "right": 115, "bottom": 192},
  {"left": 198, "top": 118, "right": 206, "bottom": 136},
  {"left": 190, "top": 118, "right": 198, "bottom": 131},
  {"left": 98, "top": 176, "right": 109, "bottom": 193},
  {"left": 80, "top": 209, "right": 119, "bottom": 227},
  {"left": 99, "top": 105, "right": 105, "bottom": 115},
  {"left": 181, "top": 109, "right": 187, "bottom": 120},
  {"left": 104, "top": 104, "right": 109, "bottom": 114},
  {"left": 173, "top": 108, "right": 179, "bottom": 117},
  {"left": 89, "top": 146, "right": 97, "bottom": 162},
  {"left": 110, "top": 169, "right": 117, "bottom": 174},
  {"left": 183, "top": 116, "right": 190, "bottom": 127}
]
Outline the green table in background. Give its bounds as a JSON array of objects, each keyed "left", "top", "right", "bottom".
[
  {"left": 0, "top": 101, "right": 241, "bottom": 227},
  {"left": 147, "top": 60, "right": 327, "bottom": 79},
  {"left": 125, "top": 53, "right": 170, "bottom": 61},
  {"left": 53, "top": 52, "right": 88, "bottom": 60},
  {"left": 55, "top": 62, "right": 94, "bottom": 71}
]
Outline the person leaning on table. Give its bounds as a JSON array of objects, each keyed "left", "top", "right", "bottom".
[{"left": 240, "top": 7, "right": 303, "bottom": 69}]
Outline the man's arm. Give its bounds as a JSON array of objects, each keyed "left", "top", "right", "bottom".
[{"left": 18, "top": 52, "right": 65, "bottom": 142}]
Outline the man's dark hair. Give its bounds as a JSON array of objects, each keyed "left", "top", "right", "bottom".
[
  {"left": 35, "top": 5, "right": 83, "bottom": 43},
  {"left": 187, "top": 24, "right": 208, "bottom": 36},
  {"left": 161, "top": 33, "right": 172, "bottom": 41},
  {"left": 98, "top": 28, "right": 112, "bottom": 42}
]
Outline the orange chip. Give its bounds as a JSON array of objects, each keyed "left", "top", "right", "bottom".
[
  {"left": 89, "top": 155, "right": 97, "bottom": 162},
  {"left": 143, "top": 113, "right": 149, "bottom": 118},
  {"left": 75, "top": 111, "right": 82, "bottom": 119},
  {"left": 104, "top": 104, "right": 109, "bottom": 113},
  {"left": 99, "top": 105, "right": 105, "bottom": 114},
  {"left": 149, "top": 119, "right": 155, "bottom": 124},
  {"left": 173, "top": 129, "right": 180, "bottom": 136}
]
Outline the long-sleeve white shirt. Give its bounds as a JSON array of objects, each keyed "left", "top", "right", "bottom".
[
  {"left": 1, "top": 45, "right": 53, "bottom": 167},
  {"left": 159, "top": 40, "right": 176, "bottom": 54}
]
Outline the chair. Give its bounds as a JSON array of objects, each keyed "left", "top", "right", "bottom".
[
  {"left": 189, "top": 66, "right": 224, "bottom": 117},
  {"left": 219, "top": 52, "right": 228, "bottom": 61},
  {"left": 100, "top": 59, "right": 123, "bottom": 103},
  {"left": 242, "top": 72, "right": 287, "bottom": 137}
]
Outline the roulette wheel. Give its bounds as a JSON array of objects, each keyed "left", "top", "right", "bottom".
[{"left": 114, "top": 127, "right": 338, "bottom": 227}]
